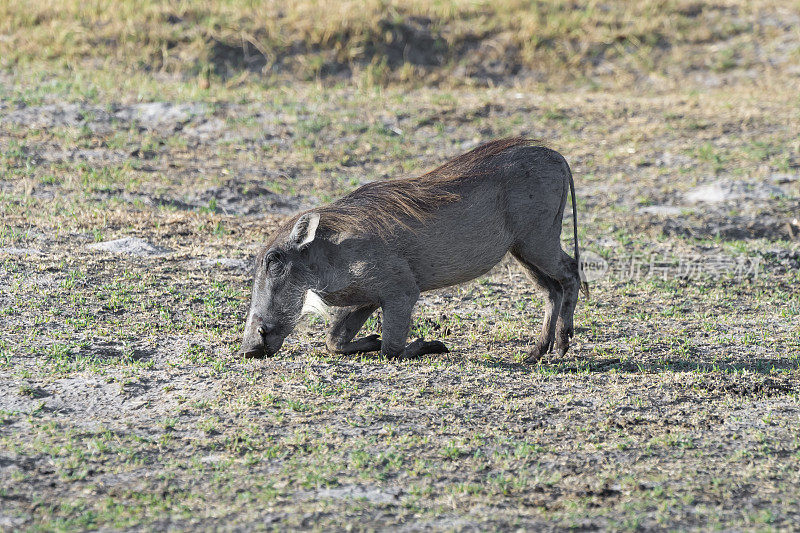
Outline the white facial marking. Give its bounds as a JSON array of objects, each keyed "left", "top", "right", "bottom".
[{"left": 301, "top": 290, "right": 331, "bottom": 319}]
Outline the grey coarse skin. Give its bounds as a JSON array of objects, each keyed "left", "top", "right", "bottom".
[{"left": 241, "top": 141, "right": 585, "bottom": 362}]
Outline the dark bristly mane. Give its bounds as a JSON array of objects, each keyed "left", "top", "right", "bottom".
[
  {"left": 291, "top": 137, "right": 543, "bottom": 240},
  {"left": 418, "top": 136, "right": 544, "bottom": 182}
]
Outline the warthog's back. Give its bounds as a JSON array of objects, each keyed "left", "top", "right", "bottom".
[{"left": 399, "top": 145, "right": 570, "bottom": 291}]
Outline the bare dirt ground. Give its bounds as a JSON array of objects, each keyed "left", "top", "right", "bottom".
[{"left": 1, "top": 3, "right": 800, "bottom": 531}]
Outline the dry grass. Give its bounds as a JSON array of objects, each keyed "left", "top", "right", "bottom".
[{"left": 1, "top": 0, "right": 792, "bottom": 86}]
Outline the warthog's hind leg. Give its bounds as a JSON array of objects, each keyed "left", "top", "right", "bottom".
[
  {"left": 554, "top": 250, "right": 581, "bottom": 357},
  {"left": 512, "top": 249, "right": 564, "bottom": 363},
  {"left": 326, "top": 305, "right": 381, "bottom": 355}
]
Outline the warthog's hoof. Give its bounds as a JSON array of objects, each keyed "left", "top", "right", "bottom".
[
  {"left": 351, "top": 334, "right": 382, "bottom": 354},
  {"left": 356, "top": 334, "right": 382, "bottom": 352},
  {"left": 524, "top": 350, "right": 545, "bottom": 364},
  {"left": 423, "top": 340, "right": 449, "bottom": 354},
  {"left": 555, "top": 337, "right": 570, "bottom": 358},
  {"left": 523, "top": 353, "right": 540, "bottom": 364},
  {"left": 525, "top": 339, "right": 553, "bottom": 363},
  {"left": 328, "top": 333, "right": 383, "bottom": 355},
  {"left": 392, "top": 339, "right": 449, "bottom": 360}
]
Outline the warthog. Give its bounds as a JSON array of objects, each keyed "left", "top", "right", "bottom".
[{"left": 242, "top": 138, "right": 588, "bottom": 362}]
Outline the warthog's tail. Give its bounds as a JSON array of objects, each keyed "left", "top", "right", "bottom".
[{"left": 565, "top": 159, "right": 590, "bottom": 298}]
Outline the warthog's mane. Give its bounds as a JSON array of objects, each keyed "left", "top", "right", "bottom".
[{"left": 280, "top": 137, "right": 544, "bottom": 241}]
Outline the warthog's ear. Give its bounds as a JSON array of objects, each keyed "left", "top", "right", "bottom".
[{"left": 289, "top": 212, "right": 320, "bottom": 248}]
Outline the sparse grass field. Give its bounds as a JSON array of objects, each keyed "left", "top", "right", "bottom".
[{"left": 1, "top": 1, "right": 799, "bottom": 530}]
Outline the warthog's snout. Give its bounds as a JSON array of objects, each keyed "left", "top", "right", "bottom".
[
  {"left": 240, "top": 323, "right": 283, "bottom": 359},
  {"left": 241, "top": 345, "right": 266, "bottom": 359}
]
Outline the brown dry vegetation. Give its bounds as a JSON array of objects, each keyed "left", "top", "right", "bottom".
[
  {"left": 1, "top": 1, "right": 800, "bottom": 531},
  {"left": 1, "top": 0, "right": 797, "bottom": 87}
]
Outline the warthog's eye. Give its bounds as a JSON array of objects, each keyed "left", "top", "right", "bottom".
[{"left": 264, "top": 251, "right": 283, "bottom": 273}]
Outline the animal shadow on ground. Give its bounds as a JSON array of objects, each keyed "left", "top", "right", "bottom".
[
  {"left": 549, "top": 356, "right": 798, "bottom": 376},
  {"left": 72, "top": 343, "right": 157, "bottom": 363},
  {"left": 468, "top": 354, "right": 797, "bottom": 394}
]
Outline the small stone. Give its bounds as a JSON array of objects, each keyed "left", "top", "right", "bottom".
[
  {"left": 88, "top": 237, "right": 172, "bottom": 257},
  {"left": 638, "top": 205, "right": 687, "bottom": 216},
  {"left": 685, "top": 180, "right": 785, "bottom": 204},
  {"left": 0, "top": 247, "right": 43, "bottom": 256}
]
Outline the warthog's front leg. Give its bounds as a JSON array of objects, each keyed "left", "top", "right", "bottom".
[
  {"left": 326, "top": 305, "right": 381, "bottom": 355},
  {"left": 380, "top": 290, "right": 448, "bottom": 360}
]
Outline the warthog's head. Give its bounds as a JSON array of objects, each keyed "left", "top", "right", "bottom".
[{"left": 241, "top": 213, "right": 320, "bottom": 358}]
